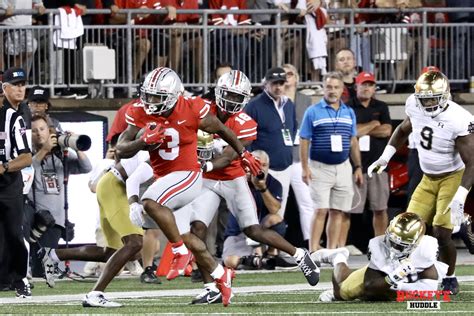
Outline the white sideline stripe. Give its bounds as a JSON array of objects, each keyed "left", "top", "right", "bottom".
[{"left": 1, "top": 276, "right": 474, "bottom": 305}]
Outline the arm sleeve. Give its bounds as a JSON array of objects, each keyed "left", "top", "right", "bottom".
[
  {"left": 12, "top": 116, "right": 31, "bottom": 155},
  {"left": 396, "top": 278, "right": 438, "bottom": 291},
  {"left": 126, "top": 162, "right": 153, "bottom": 200}
]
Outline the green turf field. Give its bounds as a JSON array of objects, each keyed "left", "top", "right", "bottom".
[{"left": 0, "top": 267, "right": 472, "bottom": 314}]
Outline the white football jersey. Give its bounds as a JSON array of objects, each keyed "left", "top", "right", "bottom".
[
  {"left": 405, "top": 94, "right": 474, "bottom": 175},
  {"left": 367, "top": 235, "right": 443, "bottom": 275}
]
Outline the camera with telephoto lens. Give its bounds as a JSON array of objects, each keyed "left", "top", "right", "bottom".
[
  {"left": 29, "top": 210, "right": 56, "bottom": 243},
  {"left": 56, "top": 132, "right": 92, "bottom": 151},
  {"left": 240, "top": 255, "right": 276, "bottom": 270}
]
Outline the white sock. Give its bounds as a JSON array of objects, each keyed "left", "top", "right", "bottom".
[
  {"left": 204, "top": 282, "right": 218, "bottom": 292},
  {"left": 452, "top": 225, "right": 460, "bottom": 234},
  {"left": 446, "top": 274, "right": 456, "bottom": 278},
  {"left": 172, "top": 244, "right": 189, "bottom": 255},
  {"left": 293, "top": 248, "right": 305, "bottom": 261},
  {"left": 210, "top": 264, "right": 225, "bottom": 279},
  {"left": 332, "top": 253, "right": 348, "bottom": 266},
  {"left": 50, "top": 249, "right": 60, "bottom": 263},
  {"left": 88, "top": 290, "right": 104, "bottom": 297}
]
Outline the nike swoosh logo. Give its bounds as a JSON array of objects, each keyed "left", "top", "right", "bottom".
[{"left": 177, "top": 120, "right": 186, "bottom": 125}]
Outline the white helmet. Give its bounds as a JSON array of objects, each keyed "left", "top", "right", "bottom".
[
  {"left": 215, "top": 70, "right": 251, "bottom": 114},
  {"left": 141, "top": 67, "right": 182, "bottom": 115},
  {"left": 414, "top": 70, "right": 450, "bottom": 117}
]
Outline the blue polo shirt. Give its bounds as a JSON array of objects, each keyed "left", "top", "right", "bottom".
[{"left": 299, "top": 99, "right": 357, "bottom": 164}]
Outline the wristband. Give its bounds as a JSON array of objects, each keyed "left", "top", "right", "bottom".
[
  {"left": 205, "top": 161, "right": 214, "bottom": 172},
  {"left": 354, "top": 165, "right": 361, "bottom": 169},
  {"left": 453, "top": 186, "right": 469, "bottom": 202},
  {"left": 258, "top": 187, "right": 267, "bottom": 193},
  {"left": 380, "top": 145, "right": 397, "bottom": 162}
]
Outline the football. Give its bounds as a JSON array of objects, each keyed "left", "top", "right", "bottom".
[{"left": 136, "top": 127, "right": 162, "bottom": 151}]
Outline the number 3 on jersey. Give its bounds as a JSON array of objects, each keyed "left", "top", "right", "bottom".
[{"left": 159, "top": 128, "right": 179, "bottom": 160}]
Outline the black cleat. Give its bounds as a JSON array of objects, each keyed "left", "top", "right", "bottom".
[
  {"left": 191, "top": 288, "right": 222, "bottom": 305},
  {"left": 296, "top": 248, "right": 320, "bottom": 286},
  {"left": 441, "top": 277, "right": 459, "bottom": 295},
  {"left": 140, "top": 266, "right": 162, "bottom": 284},
  {"left": 190, "top": 269, "right": 203, "bottom": 283},
  {"left": 14, "top": 280, "right": 31, "bottom": 298}
]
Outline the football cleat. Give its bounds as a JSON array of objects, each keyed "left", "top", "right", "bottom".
[
  {"left": 191, "top": 287, "right": 222, "bottom": 305},
  {"left": 318, "top": 290, "right": 336, "bottom": 302},
  {"left": 441, "top": 277, "right": 459, "bottom": 295},
  {"left": 82, "top": 292, "right": 122, "bottom": 308},
  {"left": 296, "top": 249, "right": 320, "bottom": 286},
  {"left": 166, "top": 252, "right": 193, "bottom": 280},
  {"left": 125, "top": 260, "right": 144, "bottom": 276},
  {"left": 38, "top": 247, "right": 56, "bottom": 288},
  {"left": 214, "top": 267, "right": 235, "bottom": 307},
  {"left": 310, "top": 247, "right": 349, "bottom": 267},
  {"left": 140, "top": 266, "right": 162, "bottom": 284},
  {"left": 14, "top": 279, "right": 31, "bottom": 299}
]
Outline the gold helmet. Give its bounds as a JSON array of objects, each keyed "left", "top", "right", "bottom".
[
  {"left": 385, "top": 212, "right": 426, "bottom": 259},
  {"left": 414, "top": 70, "right": 450, "bottom": 117},
  {"left": 197, "top": 130, "right": 214, "bottom": 161}
]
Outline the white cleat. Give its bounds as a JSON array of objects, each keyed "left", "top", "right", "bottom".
[
  {"left": 318, "top": 290, "right": 336, "bottom": 302},
  {"left": 310, "top": 248, "right": 350, "bottom": 266},
  {"left": 82, "top": 292, "right": 122, "bottom": 308},
  {"left": 39, "top": 247, "right": 56, "bottom": 288},
  {"left": 125, "top": 260, "right": 144, "bottom": 276}
]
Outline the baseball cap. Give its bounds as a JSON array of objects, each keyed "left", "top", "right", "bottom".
[
  {"left": 28, "top": 86, "right": 50, "bottom": 103},
  {"left": 264, "top": 67, "right": 287, "bottom": 83},
  {"left": 355, "top": 72, "right": 376, "bottom": 85},
  {"left": 3, "top": 67, "right": 27, "bottom": 84},
  {"left": 421, "top": 66, "right": 440, "bottom": 75}
]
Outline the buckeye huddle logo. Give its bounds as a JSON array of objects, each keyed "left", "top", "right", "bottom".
[{"left": 397, "top": 290, "right": 451, "bottom": 310}]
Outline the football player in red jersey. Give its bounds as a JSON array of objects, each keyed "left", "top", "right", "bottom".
[
  {"left": 174, "top": 70, "right": 321, "bottom": 305},
  {"left": 116, "top": 67, "right": 260, "bottom": 306}
]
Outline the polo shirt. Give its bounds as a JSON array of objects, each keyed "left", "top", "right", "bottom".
[
  {"left": 299, "top": 98, "right": 357, "bottom": 164},
  {"left": 348, "top": 97, "right": 391, "bottom": 173}
]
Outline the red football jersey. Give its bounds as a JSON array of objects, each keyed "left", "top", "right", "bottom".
[
  {"left": 107, "top": 98, "right": 142, "bottom": 143},
  {"left": 125, "top": 95, "right": 211, "bottom": 178},
  {"left": 205, "top": 103, "right": 257, "bottom": 181}
]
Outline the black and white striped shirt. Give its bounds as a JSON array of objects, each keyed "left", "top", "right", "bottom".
[
  {"left": 0, "top": 105, "right": 31, "bottom": 191},
  {"left": 0, "top": 105, "right": 30, "bottom": 163}
]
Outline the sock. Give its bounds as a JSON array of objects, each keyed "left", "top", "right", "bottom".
[
  {"left": 293, "top": 248, "right": 305, "bottom": 262},
  {"left": 446, "top": 274, "right": 456, "bottom": 278},
  {"left": 171, "top": 241, "right": 188, "bottom": 255},
  {"left": 452, "top": 225, "right": 460, "bottom": 234},
  {"left": 204, "top": 282, "right": 218, "bottom": 292},
  {"left": 88, "top": 290, "right": 103, "bottom": 297},
  {"left": 333, "top": 253, "right": 348, "bottom": 266},
  {"left": 50, "top": 249, "right": 60, "bottom": 262},
  {"left": 210, "top": 264, "right": 225, "bottom": 279}
]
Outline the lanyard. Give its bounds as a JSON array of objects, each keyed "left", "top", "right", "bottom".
[{"left": 325, "top": 105, "right": 341, "bottom": 134}]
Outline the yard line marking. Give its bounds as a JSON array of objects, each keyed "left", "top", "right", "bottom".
[{"left": 1, "top": 276, "right": 474, "bottom": 305}]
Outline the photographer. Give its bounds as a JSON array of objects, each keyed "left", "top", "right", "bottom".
[
  {"left": 28, "top": 113, "right": 92, "bottom": 276},
  {"left": 222, "top": 150, "right": 286, "bottom": 270}
]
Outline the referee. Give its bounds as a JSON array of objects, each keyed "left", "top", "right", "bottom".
[{"left": 0, "top": 87, "right": 33, "bottom": 298}]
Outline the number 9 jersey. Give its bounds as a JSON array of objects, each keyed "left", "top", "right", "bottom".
[
  {"left": 405, "top": 94, "right": 474, "bottom": 175},
  {"left": 205, "top": 102, "right": 257, "bottom": 181},
  {"left": 125, "top": 95, "right": 211, "bottom": 178}
]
